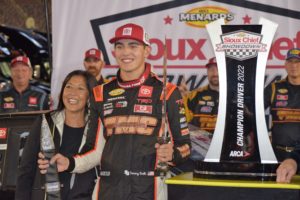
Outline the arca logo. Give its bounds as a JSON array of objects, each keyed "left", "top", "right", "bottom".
[
  {"left": 229, "top": 150, "right": 243, "bottom": 157},
  {"left": 229, "top": 150, "right": 250, "bottom": 157}
]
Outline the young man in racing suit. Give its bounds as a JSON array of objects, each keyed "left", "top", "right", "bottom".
[
  {"left": 264, "top": 48, "right": 300, "bottom": 161},
  {"left": 39, "top": 23, "right": 191, "bottom": 200}
]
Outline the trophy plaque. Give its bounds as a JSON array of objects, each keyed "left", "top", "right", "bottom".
[
  {"left": 194, "top": 18, "right": 278, "bottom": 180},
  {"left": 41, "top": 114, "right": 62, "bottom": 199}
]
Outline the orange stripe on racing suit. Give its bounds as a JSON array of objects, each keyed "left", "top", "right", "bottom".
[
  {"left": 93, "top": 85, "right": 103, "bottom": 102},
  {"left": 160, "top": 83, "right": 177, "bottom": 101}
]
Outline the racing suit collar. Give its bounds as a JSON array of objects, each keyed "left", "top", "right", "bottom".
[
  {"left": 116, "top": 63, "right": 151, "bottom": 89},
  {"left": 208, "top": 84, "right": 219, "bottom": 92},
  {"left": 286, "top": 77, "right": 300, "bottom": 87},
  {"left": 12, "top": 85, "right": 31, "bottom": 94},
  {"left": 98, "top": 76, "right": 105, "bottom": 85}
]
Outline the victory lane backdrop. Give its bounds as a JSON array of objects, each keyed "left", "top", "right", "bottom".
[{"left": 51, "top": 0, "right": 300, "bottom": 107}]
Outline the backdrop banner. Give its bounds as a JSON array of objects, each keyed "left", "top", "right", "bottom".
[{"left": 51, "top": 0, "right": 300, "bottom": 106}]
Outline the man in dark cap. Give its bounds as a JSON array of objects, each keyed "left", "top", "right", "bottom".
[
  {"left": 183, "top": 57, "right": 219, "bottom": 134},
  {"left": 0, "top": 56, "right": 49, "bottom": 112},
  {"left": 83, "top": 48, "right": 106, "bottom": 86},
  {"left": 264, "top": 48, "right": 300, "bottom": 161}
]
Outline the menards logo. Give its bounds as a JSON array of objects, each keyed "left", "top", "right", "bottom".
[{"left": 179, "top": 6, "right": 234, "bottom": 28}]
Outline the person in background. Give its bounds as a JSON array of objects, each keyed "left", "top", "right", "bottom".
[
  {"left": 264, "top": 48, "right": 300, "bottom": 161},
  {"left": 38, "top": 23, "right": 191, "bottom": 200},
  {"left": 16, "top": 70, "right": 97, "bottom": 200},
  {"left": 183, "top": 57, "right": 219, "bottom": 134},
  {"left": 0, "top": 56, "right": 49, "bottom": 113},
  {"left": 83, "top": 48, "right": 106, "bottom": 87},
  {"left": 174, "top": 57, "right": 219, "bottom": 173}
]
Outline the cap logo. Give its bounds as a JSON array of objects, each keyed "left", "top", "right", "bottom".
[
  {"left": 122, "top": 27, "right": 133, "bottom": 36},
  {"left": 290, "top": 49, "right": 300, "bottom": 55},
  {"left": 89, "top": 49, "right": 96, "bottom": 55},
  {"left": 10, "top": 56, "right": 31, "bottom": 68}
]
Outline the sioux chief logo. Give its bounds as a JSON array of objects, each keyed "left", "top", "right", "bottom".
[
  {"left": 180, "top": 6, "right": 234, "bottom": 28},
  {"left": 216, "top": 30, "right": 267, "bottom": 61}
]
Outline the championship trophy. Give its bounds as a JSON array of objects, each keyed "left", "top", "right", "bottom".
[
  {"left": 40, "top": 115, "right": 62, "bottom": 199},
  {"left": 156, "top": 38, "right": 171, "bottom": 178},
  {"left": 194, "top": 18, "right": 278, "bottom": 180}
]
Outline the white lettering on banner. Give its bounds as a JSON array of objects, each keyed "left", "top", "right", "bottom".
[
  {"left": 237, "top": 109, "right": 244, "bottom": 147},
  {"left": 237, "top": 65, "right": 245, "bottom": 147},
  {"left": 229, "top": 150, "right": 244, "bottom": 157}
]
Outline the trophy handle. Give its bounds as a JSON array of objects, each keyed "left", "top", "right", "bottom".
[{"left": 40, "top": 114, "right": 62, "bottom": 199}]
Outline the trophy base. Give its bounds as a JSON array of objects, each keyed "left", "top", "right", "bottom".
[{"left": 194, "top": 161, "right": 279, "bottom": 181}]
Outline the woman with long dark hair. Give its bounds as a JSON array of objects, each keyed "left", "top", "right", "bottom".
[{"left": 15, "top": 70, "right": 97, "bottom": 200}]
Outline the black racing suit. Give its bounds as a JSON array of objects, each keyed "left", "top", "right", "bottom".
[
  {"left": 0, "top": 85, "right": 49, "bottom": 113},
  {"left": 68, "top": 63, "right": 191, "bottom": 200},
  {"left": 264, "top": 78, "right": 300, "bottom": 161},
  {"left": 184, "top": 85, "right": 219, "bottom": 133}
]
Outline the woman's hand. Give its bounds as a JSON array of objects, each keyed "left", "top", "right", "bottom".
[{"left": 37, "top": 152, "right": 70, "bottom": 173}]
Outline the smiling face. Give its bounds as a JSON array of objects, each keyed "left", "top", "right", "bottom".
[
  {"left": 83, "top": 57, "right": 105, "bottom": 80},
  {"left": 10, "top": 62, "right": 32, "bottom": 90},
  {"left": 285, "top": 58, "right": 300, "bottom": 81},
  {"left": 207, "top": 64, "right": 219, "bottom": 89},
  {"left": 62, "top": 75, "right": 89, "bottom": 114},
  {"left": 114, "top": 39, "right": 150, "bottom": 80}
]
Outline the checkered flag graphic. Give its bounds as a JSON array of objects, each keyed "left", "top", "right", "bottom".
[{"left": 225, "top": 49, "right": 258, "bottom": 61}]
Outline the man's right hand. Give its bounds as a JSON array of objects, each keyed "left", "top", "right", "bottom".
[
  {"left": 276, "top": 158, "right": 297, "bottom": 183},
  {"left": 38, "top": 152, "right": 70, "bottom": 173}
]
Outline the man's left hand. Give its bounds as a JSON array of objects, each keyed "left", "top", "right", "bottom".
[{"left": 276, "top": 158, "right": 297, "bottom": 183}]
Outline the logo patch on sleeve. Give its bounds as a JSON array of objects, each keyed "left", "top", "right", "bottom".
[
  {"left": 4, "top": 103, "right": 15, "bottom": 109},
  {"left": 134, "top": 104, "right": 152, "bottom": 114},
  {"left": 29, "top": 96, "right": 38, "bottom": 105},
  {"left": 0, "top": 128, "right": 7, "bottom": 139}
]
